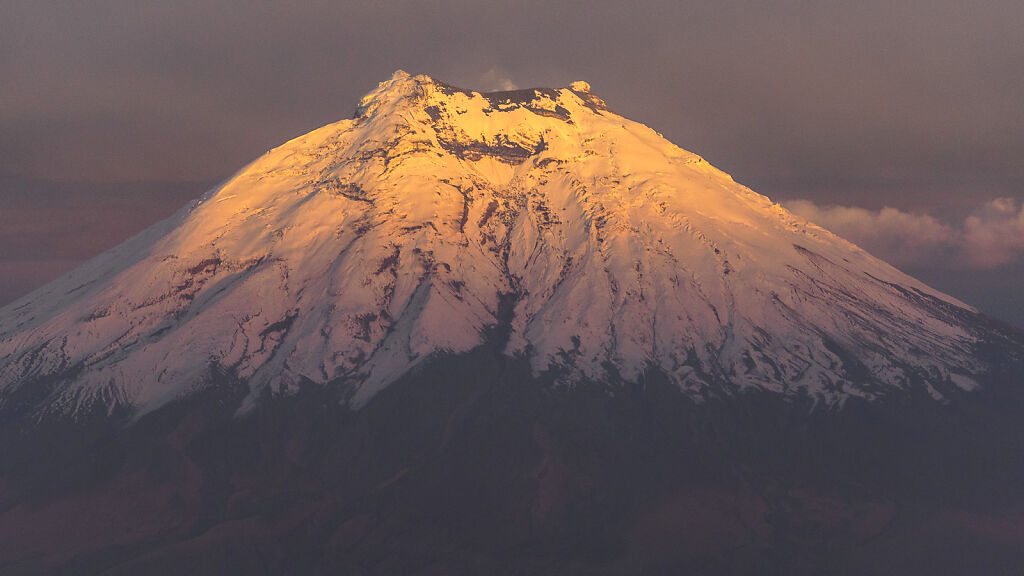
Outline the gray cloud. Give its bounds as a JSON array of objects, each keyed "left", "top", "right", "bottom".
[
  {"left": 963, "top": 198, "right": 1024, "bottom": 268},
  {"left": 477, "top": 68, "right": 519, "bottom": 92},
  {"left": 785, "top": 198, "right": 1024, "bottom": 270}
]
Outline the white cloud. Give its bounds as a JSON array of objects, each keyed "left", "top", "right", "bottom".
[
  {"left": 476, "top": 68, "right": 518, "bottom": 92},
  {"left": 962, "top": 198, "right": 1024, "bottom": 268},
  {"left": 784, "top": 197, "right": 1024, "bottom": 269}
]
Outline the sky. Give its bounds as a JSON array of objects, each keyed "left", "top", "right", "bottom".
[{"left": 2, "top": 0, "right": 1023, "bottom": 326}]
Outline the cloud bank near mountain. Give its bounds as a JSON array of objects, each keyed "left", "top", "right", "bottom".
[{"left": 785, "top": 198, "right": 1024, "bottom": 270}]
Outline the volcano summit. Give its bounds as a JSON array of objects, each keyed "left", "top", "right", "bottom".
[
  {"left": 1, "top": 73, "right": 1023, "bottom": 575},
  {"left": 0, "top": 71, "right": 1017, "bottom": 420}
]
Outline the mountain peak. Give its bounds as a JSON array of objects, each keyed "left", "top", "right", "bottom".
[
  {"left": 353, "top": 69, "right": 424, "bottom": 117},
  {"left": 354, "top": 71, "right": 607, "bottom": 126},
  {"left": 1, "top": 72, "right": 1018, "bottom": 421}
]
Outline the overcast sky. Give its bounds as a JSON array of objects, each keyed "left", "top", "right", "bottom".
[{"left": 2, "top": 0, "right": 1023, "bottom": 325}]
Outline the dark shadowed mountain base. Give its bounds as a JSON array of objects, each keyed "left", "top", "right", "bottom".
[{"left": 2, "top": 336, "right": 1023, "bottom": 576}]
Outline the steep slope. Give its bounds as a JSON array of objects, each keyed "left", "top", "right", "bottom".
[{"left": 0, "top": 71, "right": 1017, "bottom": 420}]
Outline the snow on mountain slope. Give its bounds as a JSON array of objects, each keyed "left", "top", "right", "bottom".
[{"left": 0, "top": 71, "right": 1004, "bottom": 418}]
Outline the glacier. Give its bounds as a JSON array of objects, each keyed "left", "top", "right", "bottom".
[{"left": 0, "top": 70, "right": 1009, "bottom": 419}]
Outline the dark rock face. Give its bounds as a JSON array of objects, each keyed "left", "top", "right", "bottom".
[{"left": 2, "top": 343, "right": 1023, "bottom": 575}]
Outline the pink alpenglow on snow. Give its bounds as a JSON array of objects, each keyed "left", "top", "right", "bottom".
[{"left": 0, "top": 71, "right": 1002, "bottom": 420}]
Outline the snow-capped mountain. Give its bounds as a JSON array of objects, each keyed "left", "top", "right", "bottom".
[
  {"left": 4, "top": 72, "right": 1024, "bottom": 576},
  {"left": 0, "top": 70, "right": 1015, "bottom": 419}
]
